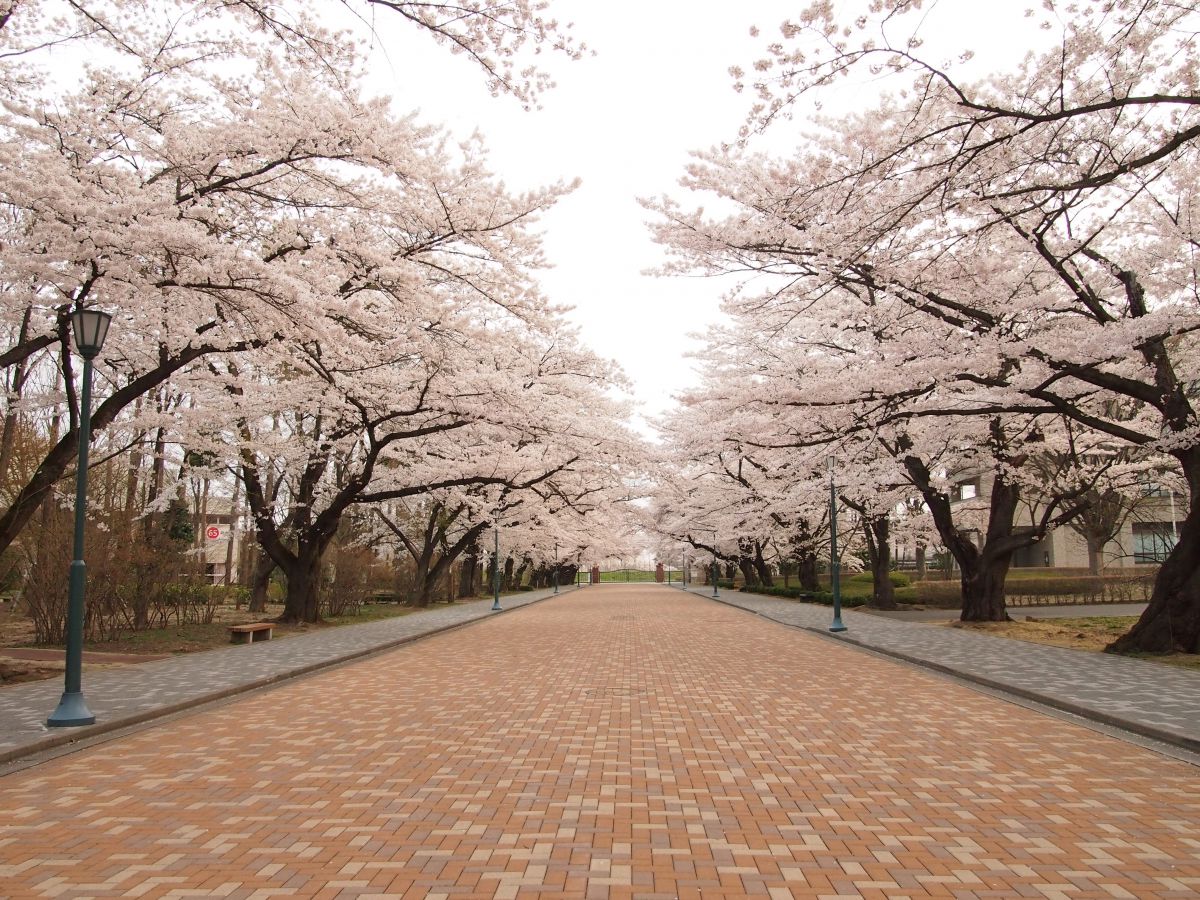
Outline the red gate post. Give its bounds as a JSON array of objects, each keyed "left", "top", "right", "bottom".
[
  {"left": 590, "top": 565, "right": 600, "bottom": 585},
  {"left": 655, "top": 563, "right": 665, "bottom": 583}
]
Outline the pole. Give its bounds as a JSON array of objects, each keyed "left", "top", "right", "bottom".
[
  {"left": 48, "top": 356, "right": 98, "bottom": 726},
  {"left": 492, "top": 519, "right": 501, "bottom": 611},
  {"left": 711, "top": 530, "right": 719, "bottom": 598},
  {"left": 553, "top": 542, "right": 559, "bottom": 594},
  {"left": 829, "top": 469, "right": 847, "bottom": 633}
]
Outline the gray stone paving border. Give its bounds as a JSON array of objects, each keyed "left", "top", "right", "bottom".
[
  {"left": 0, "top": 585, "right": 577, "bottom": 768},
  {"left": 683, "top": 585, "right": 1200, "bottom": 755}
]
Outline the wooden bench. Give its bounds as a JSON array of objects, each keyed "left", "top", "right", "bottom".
[{"left": 228, "top": 622, "right": 274, "bottom": 644}]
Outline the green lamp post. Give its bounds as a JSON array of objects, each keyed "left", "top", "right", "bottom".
[
  {"left": 48, "top": 308, "right": 112, "bottom": 728},
  {"left": 828, "top": 455, "right": 847, "bottom": 633},
  {"left": 711, "top": 530, "right": 719, "bottom": 599},
  {"left": 492, "top": 516, "right": 502, "bottom": 611}
]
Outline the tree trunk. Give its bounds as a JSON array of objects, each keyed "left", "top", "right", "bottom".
[
  {"left": 0, "top": 308, "right": 33, "bottom": 491},
  {"left": 1110, "top": 450, "right": 1200, "bottom": 654},
  {"left": 247, "top": 551, "right": 275, "bottom": 614},
  {"left": 224, "top": 477, "right": 241, "bottom": 586},
  {"left": 737, "top": 556, "right": 758, "bottom": 587},
  {"left": 415, "top": 523, "right": 488, "bottom": 607},
  {"left": 798, "top": 550, "right": 819, "bottom": 592},
  {"left": 863, "top": 514, "right": 897, "bottom": 610},
  {"left": 503, "top": 555, "right": 515, "bottom": 591},
  {"left": 459, "top": 540, "right": 480, "bottom": 598},
  {"left": 410, "top": 541, "right": 436, "bottom": 608},
  {"left": 143, "top": 422, "right": 168, "bottom": 539},
  {"left": 752, "top": 541, "right": 774, "bottom": 587},
  {"left": 516, "top": 557, "right": 532, "bottom": 589},
  {"left": 959, "top": 551, "right": 1013, "bottom": 622},
  {"left": 124, "top": 409, "right": 145, "bottom": 515},
  {"left": 915, "top": 543, "right": 927, "bottom": 580},
  {"left": 898, "top": 433, "right": 1023, "bottom": 622},
  {"left": 843, "top": 499, "right": 897, "bottom": 609},
  {"left": 279, "top": 547, "right": 323, "bottom": 623},
  {"left": 1085, "top": 535, "right": 1103, "bottom": 576}
]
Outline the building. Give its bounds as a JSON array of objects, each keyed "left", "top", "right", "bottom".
[{"left": 946, "top": 474, "right": 1179, "bottom": 570}]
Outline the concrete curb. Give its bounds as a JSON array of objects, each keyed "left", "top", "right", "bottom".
[{"left": 0, "top": 587, "right": 571, "bottom": 768}]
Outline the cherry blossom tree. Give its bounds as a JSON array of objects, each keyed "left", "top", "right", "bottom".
[
  {"left": 650, "top": 0, "right": 1199, "bottom": 651},
  {"left": 645, "top": 238, "right": 1138, "bottom": 620},
  {"left": 1, "top": 0, "right": 661, "bottom": 633},
  {"left": 0, "top": 0, "right": 585, "bottom": 561}
]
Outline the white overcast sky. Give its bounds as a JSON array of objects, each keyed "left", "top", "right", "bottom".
[{"left": 358, "top": 1, "right": 1029, "bottom": 434}]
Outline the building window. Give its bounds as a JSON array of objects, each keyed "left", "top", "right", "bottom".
[
  {"left": 953, "top": 480, "right": 978, "bottom": 501},
  {"left": 1132, "top": 522, "right": 1177, "bottom": 564}
]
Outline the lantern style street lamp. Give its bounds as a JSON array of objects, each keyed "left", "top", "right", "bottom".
[
  {"left": 492, "top": 516, "right": 502, "bottom": 611},
  {"left": 711, "top": 530, "right": 719, "bottom": 599},
  {"left": 48, "top": 308, "right": 113, "bottom": 727},
  {"left": 828, "top": 456, "right": 847, "bottom": 633}
]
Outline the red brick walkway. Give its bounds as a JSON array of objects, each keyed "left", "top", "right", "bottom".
[{"left": 1, "top": 586, "right": 1197, "bottom": 898}]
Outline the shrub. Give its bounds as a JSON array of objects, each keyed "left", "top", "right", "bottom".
[
  {"left": 159, "top": 580, "right": 219, "bottom": 627},
  {"left": 322, "top": 544, "right": 376, "bottom": 617},
  {"left": 737, "top": 584, "right": 876, "bottom": 607}
]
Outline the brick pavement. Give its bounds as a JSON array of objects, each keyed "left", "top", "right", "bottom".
[
  {"left": 0, "top": 585, "right": 1197, "bottom": 898},
  {"left": 0, "top": 588, "right": 557, "bottom": 765},
  {"left": 684, "top": 586, "right": 1200, "bottom": 753}
]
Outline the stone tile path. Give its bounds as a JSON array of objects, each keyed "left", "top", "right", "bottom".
[
  {"left": 0, "top": 586, "right": 1198, "bottom": 898},
  {"left": 687, "top": 586, "right": 1200, "bottom": 753}
]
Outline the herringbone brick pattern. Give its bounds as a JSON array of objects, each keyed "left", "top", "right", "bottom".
[{"left": 0, "top": 586, "right": 1196, "bottom": 898}]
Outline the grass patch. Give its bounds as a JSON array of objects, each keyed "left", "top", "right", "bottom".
[{"left": 597, "top": 570, "right": 658, "bottom": 583}]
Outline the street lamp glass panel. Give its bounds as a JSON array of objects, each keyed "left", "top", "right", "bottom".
[
  {"left": 70, "top": 309, "right": 113, "bottom": 356},
  {"left": 827, "top": 455, "right": 837, "bottom": 474}
]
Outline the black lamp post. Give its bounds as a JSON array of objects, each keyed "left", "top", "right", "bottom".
[
  {"left": 48, "top": 308, "right": 112, "bottom": 727},
  {"left": 553, "top": 542, "right": 559, "bottom": 594},
  {"left": 828, "top": 456, "right": 847, "bottom": 633}
]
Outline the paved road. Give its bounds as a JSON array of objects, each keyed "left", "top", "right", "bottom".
[{"left": 1, "top": 585, "right": 1197, "bottom": 899}]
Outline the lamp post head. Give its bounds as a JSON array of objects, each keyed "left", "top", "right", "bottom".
[{"left": 70, "top": 309, "right": 112, "bottom": 360}]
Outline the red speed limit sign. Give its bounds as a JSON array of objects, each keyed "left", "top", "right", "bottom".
[{"left": 206, "top": 526, "right": 221, "bottom": 540}]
